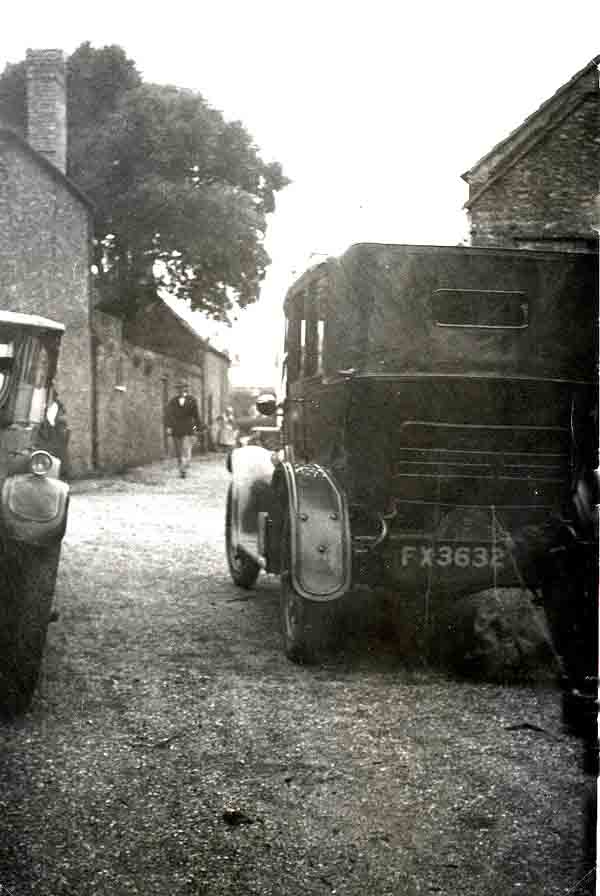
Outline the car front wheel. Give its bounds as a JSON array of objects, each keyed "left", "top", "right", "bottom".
[
  {"left": 0, "top": 541, "right": 60, "bottom": 717},
  {"left": 225, "top": 485, "right": 260, "bottom": 588}
]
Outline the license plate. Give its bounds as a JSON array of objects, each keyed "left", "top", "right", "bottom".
[{"left": 396, "top": 544, "right": 506, "bottom": 570}]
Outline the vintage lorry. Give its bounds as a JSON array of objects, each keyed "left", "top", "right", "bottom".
[
  {"left": 225, "top": 242, "right": 598, "bottom": 664},
  {"left": 0, "top": 310, "right": 70, "bottom": 715}
]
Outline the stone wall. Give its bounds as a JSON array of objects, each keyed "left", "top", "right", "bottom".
[
  {"left": 94, "top": 309, "right": 208, "bottom": 470},
  {"left": 204, "top": 346, "right": 230, "bottom": 429},
  {"left": 0, "top": 133, "right": 93, "bottom": 475},
  {"left": 124, "top": 301, "right": 229, "bottom": 425}
]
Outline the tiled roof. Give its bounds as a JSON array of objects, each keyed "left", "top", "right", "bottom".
[{"left": 157, "top": 298, "right": 230, "bottom": 361}]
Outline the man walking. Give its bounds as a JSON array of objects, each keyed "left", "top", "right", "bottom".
[{"left": 165, "top": 381, "right": 201, "bottom": 478}]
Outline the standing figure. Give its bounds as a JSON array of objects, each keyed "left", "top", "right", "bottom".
[
  {"left": 165, "top": 381, "right": 201, "bottom": 478},
  {"left": 210, "top": 416, "right": 223, "bottom": 452},
  {"left": 218, "top": 408, "right": 238, "bottom": 451}
]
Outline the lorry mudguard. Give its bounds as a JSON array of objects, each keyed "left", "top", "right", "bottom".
[
  {"left": 278, "top": 461, "right": 352, "bottom": 602},
  {"left": 228, "top": 445, "right": 275, "bottom": 564},
  {"left": 1, "top": 473, "right": 69, "bottom": 546}
]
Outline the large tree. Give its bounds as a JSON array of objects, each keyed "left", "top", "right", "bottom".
[{"left": 0, "top": 43, "right": 289, "bottom": 320}]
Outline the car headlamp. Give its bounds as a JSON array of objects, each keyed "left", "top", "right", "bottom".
[{"left": 30, "top": 450, "right": 53, "bottom": 477}]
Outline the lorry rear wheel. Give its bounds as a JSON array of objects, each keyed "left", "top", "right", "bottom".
[
  {"left": 0, "top": 542, "right": 60, "bottom": 717},
  {"left": 225, "top": 486, "right": 260, "bottom": 588}
]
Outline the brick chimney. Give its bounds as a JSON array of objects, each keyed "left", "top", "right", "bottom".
[{"left": 25, "top": 49, "right": 67, "bottom": 174}]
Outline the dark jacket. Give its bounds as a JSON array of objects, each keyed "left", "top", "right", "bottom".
[{"left": 165, "top": 395, "right": 201, "bottom": 437}]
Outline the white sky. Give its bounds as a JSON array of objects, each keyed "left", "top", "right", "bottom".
[{"left": 3, "top": 1, "right": 599, "bottom": 384}]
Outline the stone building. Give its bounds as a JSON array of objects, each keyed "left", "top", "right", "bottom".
[
  {"left": 0, "top": 49, "right": 94, "bottom": 474},
  {"left": 462, "top": 55, "right": 600, "bottom": 253},
  {"left": 118, "top": 301, "right": 229, "bottom": 467},
  {"left": 91, "top": 291, "right": 229, "bottom": 471},
  {"left": 204, "top": 340, "right": 230, "bottom": 432},
  {"left": 0, "top": 48, "right": 230, "bottom": 474}
]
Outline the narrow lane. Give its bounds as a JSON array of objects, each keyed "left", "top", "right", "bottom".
[{"left": 0, "top": 455, "right": 592, "bottom": 896}]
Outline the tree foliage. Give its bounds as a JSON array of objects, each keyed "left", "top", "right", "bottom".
[{"left": 0, "top": 43, "right": 289, "bottom": 320}]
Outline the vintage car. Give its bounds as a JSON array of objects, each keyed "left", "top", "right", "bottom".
[
  {"left": 235, "top": 394, "right": 281, "bottom": 450},
  {"left": 0, "top": 310, "right": 70, "bottom": 714},
  {"left": 225, "top": 242, "right": 598, "bottom": 663}
]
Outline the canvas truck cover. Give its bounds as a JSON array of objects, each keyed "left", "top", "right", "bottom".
[{"left": 285, "top": 244, "right": 598, "bottom": 384}]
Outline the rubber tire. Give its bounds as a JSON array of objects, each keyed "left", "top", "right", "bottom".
[
  {"left": 0, "top": 542, "right": 60, "bottom": 717},
  {"left": 225, "top": 485, "right": 260, "bottom": 589},
  {"left": 279, "top": 520, "right": 339, "bottom": 664},
  {"left": 561, "top": 687, "right": 598, "bottom": 740}
]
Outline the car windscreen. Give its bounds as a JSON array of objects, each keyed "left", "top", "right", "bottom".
[
  {"left": 11, "top": 331, "right": 58, "bottom": 424},
  {"left": 0, "top": 327, "right": 16, "bottom": 407}
]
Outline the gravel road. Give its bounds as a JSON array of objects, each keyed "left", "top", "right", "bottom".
[{"left": 0, "top": 454, "right": 594, "bottom": 895}]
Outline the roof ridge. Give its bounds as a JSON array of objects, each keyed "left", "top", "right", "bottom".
[
  {"left": 158, "top": 297, "right": 230, "bottom": 359},
  {"left": 463, "top": 90, "right": 593, "bottom": 209},
  {"left": 0, "top": 124, "right": 95, "bottom": 212},
  {"left": 462, "top": 54, "right": 599, "bottom": 182}
]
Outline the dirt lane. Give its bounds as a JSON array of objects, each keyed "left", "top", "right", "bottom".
[{"left": 0, "top": 455, "right": 593, "bottom": 895}]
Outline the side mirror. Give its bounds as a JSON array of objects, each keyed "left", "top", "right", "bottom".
[{"left": 255, "top": 395, "right": 277, "bottom": 417}]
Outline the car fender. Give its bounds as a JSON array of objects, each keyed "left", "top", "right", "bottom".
[
  {"left": 279, "top": 461, "right": 351, "bottom": 601},
  {"left": 1, "top": 474, "right": 69, "bottom": 546},
  {"left": 228, "top": 445, "right": 275, "bottom": 561}
]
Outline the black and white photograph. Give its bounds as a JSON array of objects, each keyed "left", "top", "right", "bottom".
[{"left": 0, "top": 3, "right": 598, "bottom": 894}]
